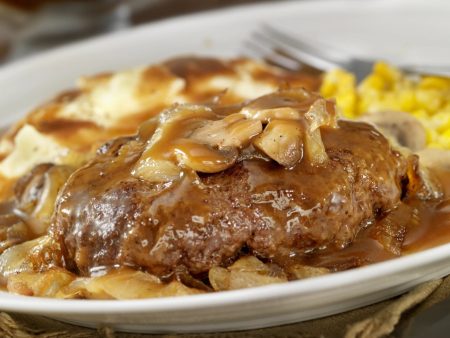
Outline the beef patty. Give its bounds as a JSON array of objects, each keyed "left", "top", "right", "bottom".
[{"left": 51, "top": 92, "right": 415, "bottom": 278}]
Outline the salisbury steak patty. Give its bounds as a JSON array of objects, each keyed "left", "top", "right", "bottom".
[{"left": 52, "top": 113, "right": 412, "bottom": 277}]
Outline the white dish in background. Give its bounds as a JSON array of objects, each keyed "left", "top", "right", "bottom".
[{"left": 0, "top": 0, "right": 450, "bottom": 333}]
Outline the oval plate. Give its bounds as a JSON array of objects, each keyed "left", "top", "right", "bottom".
[{"left": 0, "top": 0, "right": 450, "bottom": 333}]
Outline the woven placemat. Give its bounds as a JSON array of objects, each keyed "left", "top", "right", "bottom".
[{"left": 1, "top": 276, "right": 448, "bottom": 338}]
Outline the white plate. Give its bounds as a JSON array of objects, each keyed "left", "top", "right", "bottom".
[{"left": 1, "top": 0, "right": 450, "bottom": 333}]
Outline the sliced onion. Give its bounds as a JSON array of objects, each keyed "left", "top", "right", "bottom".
[
  {"left": 189, "top": 113, "right": 262, "bottom": 149},
  {"left": 133, "top": 89, "right": 338, "bottom": 179},
  {"left": 0, "top": 236, "right": 51, "bottom": 279},
  {"left": 14, "top": 164, "right": 73, "bottom": 236},
  {"left": 287, "top": 265, "right": 329, "bottom": 279},
  {"left": 132, "top": 158, "right": 182, "bottom": 183},
  {"left": 174, "top": 140, "right": 238, "bottom": 173},
  {"left": 133, "top": 104, "right": 217, "bottom": 182},
  {"left": 304, "top": 99, "right": 333, "bottom": 165},
  {"left": 58, "top": 269, "right": 204, "bottom": 299},
  {"left": 241, "top": 106, "right": 302, "bottom": 122},
  {"left": 209, "top": 256, "right": 287, "bottom": 291},
  {"left": 304, "top": 129, "right": 328, "bottom": 165},
  {"left": 7, "top": 268, "right": 74, "bottom": 297}
]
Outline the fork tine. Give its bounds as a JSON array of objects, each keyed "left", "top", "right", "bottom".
[
  {"left": 271, "top": 47, "right": 325, "bottom": 75},
  {"left": 243, "top": 37, "right": 325, "bottom": 76},
  {"left": 250, "top": 30, "right": 340, "bottom": 72},
  {"left": 261, "top": 24, "right": 350, "bottom": 64},
  {"left": 249, "top": 24, "right": 450, "bottom": 81},
  {"left": 242, "top": 38, "right": 304, "bottom": 71}
]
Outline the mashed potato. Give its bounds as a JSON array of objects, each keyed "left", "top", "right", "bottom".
[
  {"left": 0, "top": 57, "right": 320, "bottom": 201},
  {"left": 321, "top": 62, "right": 450, "bottom": 149}
]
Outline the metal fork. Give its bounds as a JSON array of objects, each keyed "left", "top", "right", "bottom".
[{"left": 242, "top": 24, "right": 450, "bottom": 81}]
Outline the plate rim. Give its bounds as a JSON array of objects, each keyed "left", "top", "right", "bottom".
[{"left": 1, "top": 241, "right": 450, "bottom": 314}]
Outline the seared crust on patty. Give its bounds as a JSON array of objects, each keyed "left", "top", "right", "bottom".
[{"left": 53, "top": 110, "right": 412, "bottom": 277}]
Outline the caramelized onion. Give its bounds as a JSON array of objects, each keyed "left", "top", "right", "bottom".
[
  {"left": 132, "top": 158, "right": 182, "bottom": 182},
  {"left": 0, "top": 221, "right": 31, "bottom": 255},
  {"left": 0, "top": 236, "right": 47, "bottom": 279},
  {"left": 241, "top": 106, "right": 303, "bottom": 122},
  {"left": 132, "top": 89, "right": 338, "bottom": 182},
  {"left": 304, "top": 99, "right": 334, "bottom": 165},
  {"left": 14, "top": 164, "right": 74, "bottom": 236},
  {"left": 209, "top": 256, "right": 287, "bottom": 291},
  {"left": 174, "top": 140, "right": 238, "bottom": 173},
  {"left": 240, "top": 88, "right": 318, "bottom": 123},
  {"left": 287, "top": 265, "right": 330, "bottom": 279},
  {"left": 133, "top": 105, "right": 217, "bottom": 182},
  {"left": 7, "top": 268, "right": 74, "bottom": 297},
  {"left": 304, "top": 130, "right": 328, "bottom": 165},
  {"left": 57, "top": 269, "right": 204, "bottom": 299}
]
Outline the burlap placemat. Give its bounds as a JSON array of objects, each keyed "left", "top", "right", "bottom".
[{"left": 1, "top": 276, "right": 448, "bottom": 338}]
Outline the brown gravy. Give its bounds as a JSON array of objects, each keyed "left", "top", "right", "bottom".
[
  {"left": 403, "top": 199, "right": 450, "bottom": 253},
  {"left": 303, "top": 169, "right": 450, "bottom": 270},
  {"left": 1, "top": 58, "right": 450, "bottom": 291}
]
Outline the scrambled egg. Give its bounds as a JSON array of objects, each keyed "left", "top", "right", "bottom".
[{"left": 321, "top": 62, "right": 450, "bottom": 149}]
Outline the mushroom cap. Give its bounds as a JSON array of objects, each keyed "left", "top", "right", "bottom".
[{"left": 360, "top": 111, "right": 427, "bottom": 152}]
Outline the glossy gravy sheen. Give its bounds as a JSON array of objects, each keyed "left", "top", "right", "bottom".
[
  {"left": 306, "top": 169, "right": 450, "bottom": 270},
  {"left": 403, "top": 170, "right": 450, "bottom": 253},
  {"left": 1, "top": 59, "right": 450, "bottom": 289},
  {"left": 51, "top": 86, "right": 450, "bottom": 278}
]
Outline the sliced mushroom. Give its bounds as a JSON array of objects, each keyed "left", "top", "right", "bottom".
[
  {"left": 133, "top": 90, "right": 339, "bottom": 180},
  {"left": 253, "top": 120, "right": 303, "bottom": 167},
  {"left": 190, "top": 113, "right": 262, "bottom": 149},
  {"left": 360, "top": 111, "right": 427, "bottom": 152},
  {"left": 141, "top": 104, "right": 217, "bottom": 158},
  {"left": 135, "top": 104, "right": 262, "bottom": 180},
  {"left": 225, "top": 118, "right": 263, "bottom": 147}
]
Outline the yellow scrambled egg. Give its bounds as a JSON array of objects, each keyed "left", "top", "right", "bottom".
[{"left": 321, "top": 62, "right": 450, "bottom": 149}]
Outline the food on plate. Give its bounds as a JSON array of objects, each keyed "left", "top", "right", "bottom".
[
  {"left": 0, "top": 57, "right": 449, "bottom": 299},
  {"left": 0, "top": 58, "right": 318, "bottom": 195},
  {"left": 321, "top": 62, "right": 450, "bottom": 149}
]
